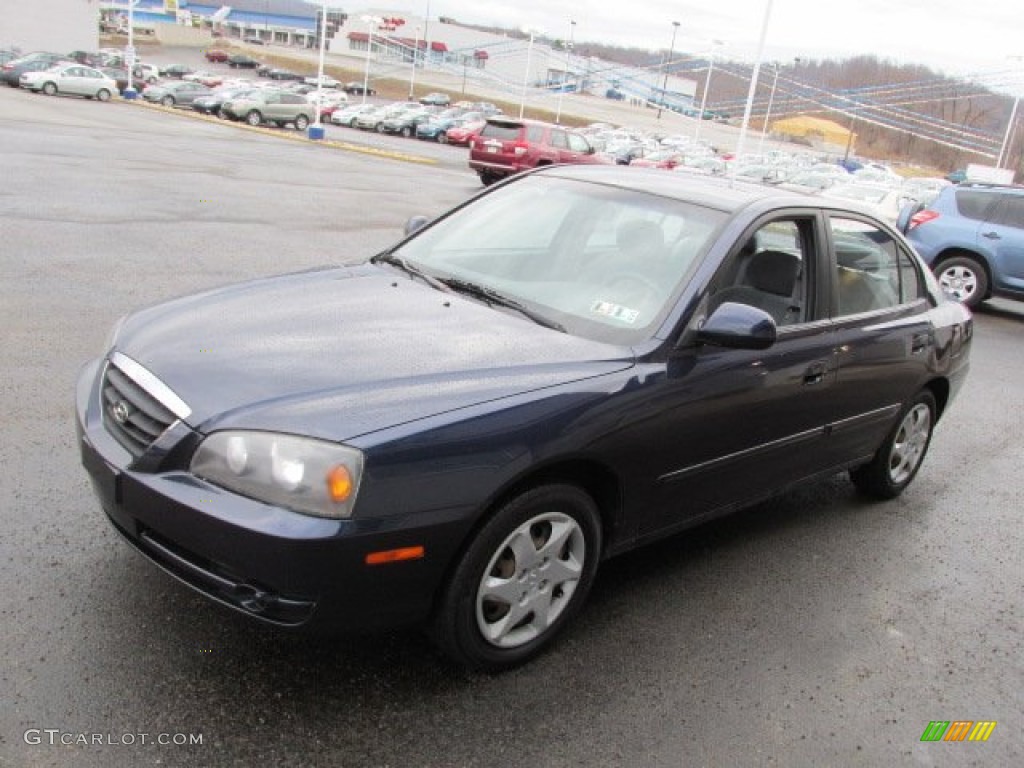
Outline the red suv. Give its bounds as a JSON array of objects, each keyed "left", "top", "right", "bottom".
[{"left": 468, "top": 117, "right": 607, "bottom": 185}]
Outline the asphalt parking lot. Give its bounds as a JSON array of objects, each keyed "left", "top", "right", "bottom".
[{"left": 0, "top": 85, "right": 1021, "bottom": 768}]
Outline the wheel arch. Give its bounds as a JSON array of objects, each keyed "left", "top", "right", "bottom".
[
  {"left": 924, "top": 377, "right": 951, "bottom": 422},
  {"left": 429, "top": 457, "right": 622, "bottom": 613}
]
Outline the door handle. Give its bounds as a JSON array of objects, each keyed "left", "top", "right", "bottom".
[
  {"left": 803, "top": 362, "right": 828, "bottom": 385},
  {"left": 982, "top": 231, "right": 1001, "bottom": 240}
]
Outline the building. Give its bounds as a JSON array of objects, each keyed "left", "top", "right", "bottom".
[
  {"left": 86, "top": 2, "right": 697, "bottom": 111},
  {"left": 769, "top": 115, "right": 856, "bottom": 153},
  {"left": 97, "top": 1, "right": 347, "bottom": 48},
  {"left": 4, "top": 0, "right": 100, "bottom": 53},
  {"left": 342, "top": 9, "right": 696, "bottom": 106}
]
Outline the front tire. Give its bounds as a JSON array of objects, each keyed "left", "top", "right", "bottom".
[
  {"left": 42, "top": 82, "right": 57, "bottom": 96},
  {"left": 850, "top": 390, "right": 936, "bottom": 499},
  {"left": 245, "top": 110, "right": 262, "bottom": 126},
  {"left": 161, "top": 95, "right": 174, "bottom": 107},
  {"left": 935, "top": 255, "right": 988, "bottom": 308},
  {"left": 432, "top": 484, "right": 602, "bottom": 671},
  {"left": 96, "top": 89, "right": 111, "bottom": 102}
]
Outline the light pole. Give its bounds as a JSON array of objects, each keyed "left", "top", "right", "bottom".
[
  {"left": 758, "top": 57, "right": 798, "bottom": 153},
  {"left": 554, "top": 19, "right": 576, "bottom": 125},
  {"left": 997, "top": 94, "right": 1021, "bottom": 169},
  {"left": 309, "top": 1, "right": 328, "bottom": 138},
  {"left": 123, "top": 0, "right": 137, "bottom": 99},
  {"left": 408, "top": 25, "right": 421, "bottom": 99},
  {"left": 656, "top": 21, "right": 680, "bottom": 119},
  {"left": 518, "top": 28, "right": 541, "bottom": 119},
  {"left": 694, "top": 39, "right": 722, "bottom": 141},
  {"left": 422, "top": 0, "right": 431, "bottom": 71},
  {"left": 732, "top": 0, "right": 775, "bottom": 171},
  {"left": 360, "top": 15, "right": 382, "bottom": 104},
  {"left": 997, "top": 57, "right": 1024, "bottom": 170}
]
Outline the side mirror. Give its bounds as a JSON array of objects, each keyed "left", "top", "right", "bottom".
[
  {"left": 404, "top": 215, "right": 430, "bottom": 237},
  {"left": 696, "top": 302, "right": 777, "bottom": 350}
]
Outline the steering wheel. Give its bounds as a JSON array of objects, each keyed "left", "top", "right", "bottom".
[{"left": 600, "top": 272, "right": 662, "bottom": 304}]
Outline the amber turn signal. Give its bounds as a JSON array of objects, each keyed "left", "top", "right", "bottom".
[
  {"left": 365, "top": 546, "right": 425, "bottom": 566},
  {"left": 326, "top": 465, "right": 354, "bottom": 502}
]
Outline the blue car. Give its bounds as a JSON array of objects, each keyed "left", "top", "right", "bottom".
[
  {"left": 904, "top": 182, "right": 1024, "bottom": 308},
  {"left": 415, "top": 113, "right": 479, "bottom": 143},
  {"left": 77, "top": 166, "right": 972, "bottom": 671}
]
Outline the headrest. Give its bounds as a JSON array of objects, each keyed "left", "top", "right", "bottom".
[
  {"left": 746, "top": 250, "right": 801, "bottom": 297},
  {"left": 616, "top": 219, "right": 665, "bottom": 257}
]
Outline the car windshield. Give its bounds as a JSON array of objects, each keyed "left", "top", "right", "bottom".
[{"left": 388, "top": 175, "right": 726, "bottom": 345}]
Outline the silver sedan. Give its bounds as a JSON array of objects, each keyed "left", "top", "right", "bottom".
[{"left": 19, "top": 64, "right": 119, "bottom": 101}]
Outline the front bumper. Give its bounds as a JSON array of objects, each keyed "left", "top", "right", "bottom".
[{"left": 75, "top": 357, "right": 468, "bottom": 633}]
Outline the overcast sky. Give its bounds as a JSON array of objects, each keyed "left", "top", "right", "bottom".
[{"left": 362, "top": 0, "right": 1023, "bottom": 86}]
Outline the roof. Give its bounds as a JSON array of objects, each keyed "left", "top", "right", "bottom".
[
  {"left": 769, "top": 115, "right": 854, "bottom": 144},
  {"left": 536, "top": 165, "right": 811, "bottom": 213},
  {"left": 188, "top": 0, "right": 333, "bottom": 17}
]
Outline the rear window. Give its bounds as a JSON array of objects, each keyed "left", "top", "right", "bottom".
[
  {"left": 954, "top": 189, "right": 1000, "bottom": 221},
  {"left": 988, "top": 195, "right": 1024, "bottom": 228},
  {"left": 480, "top": 122, "right": 523, "bottom": 141}
]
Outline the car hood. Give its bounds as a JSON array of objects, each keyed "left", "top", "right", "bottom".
[{"left": 113, "top": 264, "right": 634, "bottom": 442}]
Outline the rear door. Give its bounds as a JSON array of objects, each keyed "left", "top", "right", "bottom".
[
  {"left": 62, "top": 66, "right": 89, "bottom": 95},
  {"left": 981, "top": 194, "right": 1024, "bottom": 293},
  {"left": 823, "top": 213, "right": 934, "bottom": 464}
]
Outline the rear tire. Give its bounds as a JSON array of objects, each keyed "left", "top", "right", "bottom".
[
  {"left": 934, "top": 254, "right": 988, "bottom": 309},
  {"left": 850, "top": 390, "right": 936, "bottom": 499},
  {"left": 431, "top": 484, "right": 602, "bottom": 671},
  {"left": 437, "top": 131, "right": 448, "bottom": 144},
  {"left": 294, "top": 114, "right": 309, "bottom": 131}
]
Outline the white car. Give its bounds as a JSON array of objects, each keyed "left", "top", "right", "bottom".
[
  {"left": 19, "top": 64, "right": 119, "bottom": 101},
  {"left": 820, "top": 182, "right": 912, "bottom": 224},
  {"left": 304, "top": 74, "right": 340, "bottom": 89},
  {"left": 329, "top": 103, "right": 377, "bottom": 126},
  {"left": 133, "top": 62, "right": 160, "bottom": 83},
  {"left": 306, "top": 89, "right": 348, "bottom": 106}
]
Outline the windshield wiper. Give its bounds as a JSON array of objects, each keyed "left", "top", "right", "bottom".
[
  {"left": 439, "top": 278, "right": 566, "bottom": 333},
  {"left": 372, "top": 253, "right": 449, "bottom": 292}
]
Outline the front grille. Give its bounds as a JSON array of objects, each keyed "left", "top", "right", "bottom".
[{"left": 101, "top": 361, "right": 178, "bottom": 457}]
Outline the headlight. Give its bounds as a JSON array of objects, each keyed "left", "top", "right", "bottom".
[{"left": 191, "top": 431, "right": 364, "bottom": 519}]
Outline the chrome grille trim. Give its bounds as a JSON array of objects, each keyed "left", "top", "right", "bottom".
[
  {"left": 110, "top": 351, "right": 192, "bottom": 420},
  {"left": 101, "top": 353, "right": 191, "bottom": 457}
]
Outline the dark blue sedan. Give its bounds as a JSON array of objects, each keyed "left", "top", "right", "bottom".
[{"left": 76, "top": 166, "right": 972, "bottom": 670}]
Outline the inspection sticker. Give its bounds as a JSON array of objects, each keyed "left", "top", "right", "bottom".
[{"left": 591, "top": 300, "right": 639, "bottom": 324}]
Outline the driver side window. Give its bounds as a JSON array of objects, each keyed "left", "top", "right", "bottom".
[{"left": 708, "top": 219, "right": 813, "bottom": 327}]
